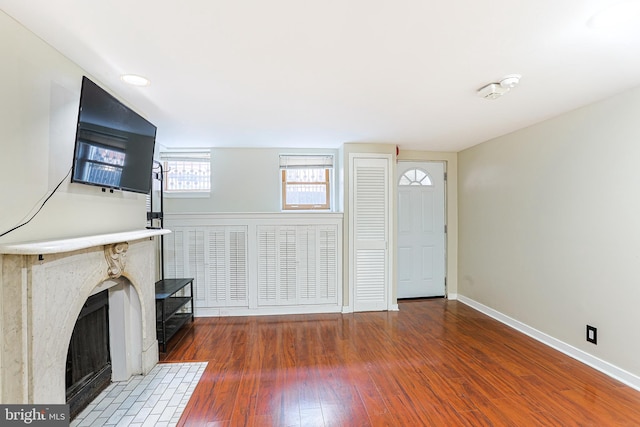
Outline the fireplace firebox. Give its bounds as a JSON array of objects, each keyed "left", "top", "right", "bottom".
[{"left": 66, "top": 290, "right": 112, "bottom": 419}]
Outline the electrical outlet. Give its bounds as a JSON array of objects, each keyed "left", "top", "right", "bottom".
[{"left": 586, "top": 325, "right": 597, "bottom": 345}]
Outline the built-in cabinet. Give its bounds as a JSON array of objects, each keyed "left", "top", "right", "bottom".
[
  {"left": 163, "top": 214, "right": 342, "bottom": 316},
  {"left": 163, "top": 226, "right": 248, "bottom": 309},
  {"left": 256, "top": 225, "right": 338, "bottom": 306}
]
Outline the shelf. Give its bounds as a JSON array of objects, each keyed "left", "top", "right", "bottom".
[
  {"left": 152, "top": 164, "right": 191, "bottom": 353},
  {"left": 156, "top": 297, "right": 191, "bottom": 322},
  {"left": 156, "top": 278, "right": 194, "bottom": 299},
  {"left": 156, "top": 313, "right": 192, "bottom": 346},
  {"left": 155, "top": 278, "right": 194, "bottom": 352}
]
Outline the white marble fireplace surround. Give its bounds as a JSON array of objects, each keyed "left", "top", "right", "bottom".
[{"left": 0, "top": 229, "right": 169, "bottom": 405}]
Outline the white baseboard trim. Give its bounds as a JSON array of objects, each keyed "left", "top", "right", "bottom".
[
  {"left": 195, "top": 305, "right": 343, "bottom": 317},
  {"left": 447, "top": 293, "right": 458, "bottom": 300},
  {"left": 457, "top": 295, "right": 640, "bottom": 392},
  {"left": 389, "top": 304, "right": 399, "bottom": 311}
]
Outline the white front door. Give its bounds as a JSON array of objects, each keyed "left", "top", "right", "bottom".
[{"left": 397, "top": 161, "right": 446, "bottom": 298}]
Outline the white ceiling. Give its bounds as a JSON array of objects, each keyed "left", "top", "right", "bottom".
[{"left": 3, "top": 0, "right": 640, "bottom": 152}]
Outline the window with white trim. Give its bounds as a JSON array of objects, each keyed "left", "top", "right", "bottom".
[
  {"left": 160, "top": 151, "right": 211, "bottom": 193},
  {"left": 280, "top": 155, "right": 333, "bottom": 210}
]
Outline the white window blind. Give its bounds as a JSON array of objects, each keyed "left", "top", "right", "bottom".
[{"left": 279, "top": 155, "right": 334, "bottom": 169}]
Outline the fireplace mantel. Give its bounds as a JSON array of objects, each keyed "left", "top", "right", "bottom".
[
  {"left": 0, "top": 229, "right": 169, "bottom": 405},
  {"left": 0, "top": 229, "right": 170, "bottom": 255}
]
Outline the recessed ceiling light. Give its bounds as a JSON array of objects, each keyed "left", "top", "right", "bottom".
[
  {"left": 588, "top": 0, "right": 640, "bottom": 29},
  {"left": 120, "top": 74, "right": 150, "bottom": 86}
]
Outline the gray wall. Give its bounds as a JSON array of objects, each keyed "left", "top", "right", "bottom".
[
  {"left": 162, "top": 147, "right": 339, "bottom": 213},
  {"left": 0, "top": 11, "right": 149, "bottom": 245},
  {"left": 458, "top": 84, "right": 640, "bottom": 376}
]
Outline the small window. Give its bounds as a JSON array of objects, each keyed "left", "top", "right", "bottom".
[
  {"left": 399, "top": 168, "right": 432, "bottom": 186},
  {"left": 280, "top": 155, "right": 333, "bottom": 210},
  {"left": 160, "top": 151, "right": 211, "bottom": 193}
]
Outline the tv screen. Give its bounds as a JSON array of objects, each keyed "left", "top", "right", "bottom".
[{"left": 71, "top": 76, "right": 157, "bottom": 194}]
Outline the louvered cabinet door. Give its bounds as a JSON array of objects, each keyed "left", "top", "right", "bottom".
[
  {"left": 207, "top": 228, "right": 227, "bottom": 306},
  {"left": 351, "top": 156, "right": 390, "bottom": 312},
  {"left": 164, "top": 226, "right": 248, "bottom": 309},
  {"left": 227, "top": 227, "right": 248, "bottom": 306},
  {"left": 297, "top": 226, "right": 317, "bottom": 303},
  {"left": 257, "top": 226, "right": 277, "bottom": 305},
  {"left": 188, "top": 229, "right": 208, "bottom": 308},
  {"left": 298, "top": 225, "right": 338, "bottom": 305},
  {"left": 165, "top": 217, "right": 340, "bottom": 313},
  {"left": 202, "top": 226, "right": 249, "bottom": 308},
  {"left": 257, "top": 226, "right": 298, "bottom": 306},
  {"left": 318, "top": 225, "right": 338, "bottom": 303},
  {"left": 278, "top": 227, "right": 297, "bottom": 303},
  {"left": 162, "top": 227, "right": 207, "bottom": 306},
  {"left": 163, "top": 228, "right": 186, "bottom": 279}
]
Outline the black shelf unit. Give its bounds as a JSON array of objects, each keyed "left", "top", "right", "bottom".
[
  {"left": 155, "top": 278, "right": 194, "bottom": 352},
  {"left": 149, "top": 162, "right": 195, "bottom": 352}
]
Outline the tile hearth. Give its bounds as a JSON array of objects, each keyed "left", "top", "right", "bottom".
[{"left": 71, "top": 362, "right": 206, "bottom": 427}]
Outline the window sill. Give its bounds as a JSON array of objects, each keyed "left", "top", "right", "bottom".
[
  {"left": 163, "top": 192, "right": 211, "bottom": 199},
  {"left": 281, "top": 210, "right": 334, "bottom": 213}
]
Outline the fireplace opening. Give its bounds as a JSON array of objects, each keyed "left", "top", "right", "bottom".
[{"left": 66, "top": 289, "right": 112, "bottom": 419}]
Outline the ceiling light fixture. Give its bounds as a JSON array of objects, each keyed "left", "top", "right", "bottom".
[
  {"left": 499, "top": 74, "right": 521, "bottom": 89},
  {"left": 477, "top": 74, "right": 521, "bottom": 100},
  {"left": 120, "top": 74, "right": 150, "bottom": 87}
]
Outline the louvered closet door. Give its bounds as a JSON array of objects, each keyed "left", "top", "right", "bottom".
[{"left": 351, "top": 156, "right": 390, "bottom": 312}]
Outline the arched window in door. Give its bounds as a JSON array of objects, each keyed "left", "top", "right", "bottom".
[{"left": 398, "top": 168, "right": 433, "bottom": 186}]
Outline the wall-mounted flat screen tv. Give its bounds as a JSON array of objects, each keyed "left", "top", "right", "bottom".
[{"left": 71, "top": 76, "right": 157, "bottom": 194}]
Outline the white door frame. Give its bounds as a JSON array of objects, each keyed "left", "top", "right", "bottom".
[{"left": 396, "top": 160, "right": 447, "bottom": 298}]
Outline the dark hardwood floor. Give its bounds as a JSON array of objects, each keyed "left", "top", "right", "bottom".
[{"left": 161, "top": 299, "right": 640, "bottom": 426}]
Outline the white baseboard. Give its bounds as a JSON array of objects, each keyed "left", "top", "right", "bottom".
[
  {"left": 457, "top": 295, "right": 640, "bottom": 392},
  {"left": 447, "top": 293, "right": 458, "bottom": 300},
  {"left": 195, "top": 305, "right": 343, "bottom": 317}
]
